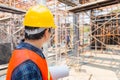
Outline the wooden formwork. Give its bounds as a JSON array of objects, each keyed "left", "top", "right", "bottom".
[{"left": 91, "top": 7, "right": 120, "bottom": 50}]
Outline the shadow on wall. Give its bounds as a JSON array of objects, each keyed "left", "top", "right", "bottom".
[{"left": 0, "top": 43, "right": 11, "bottom": 65}]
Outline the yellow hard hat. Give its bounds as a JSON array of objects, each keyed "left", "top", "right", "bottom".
[{"left": 23, "top": 5, "right": 57, "bottom": 28}]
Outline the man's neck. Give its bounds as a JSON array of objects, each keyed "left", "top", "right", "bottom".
[{"left": 25, "top": 39, "right": 43, "bottom": 49}]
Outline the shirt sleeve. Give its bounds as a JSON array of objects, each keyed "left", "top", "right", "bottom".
[{"left": 11, "top": 60, "right": 42, "bottom": 80}]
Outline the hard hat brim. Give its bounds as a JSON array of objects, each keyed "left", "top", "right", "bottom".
[{"left": 53, "top": 25, "right": 57, "bottom": 29}]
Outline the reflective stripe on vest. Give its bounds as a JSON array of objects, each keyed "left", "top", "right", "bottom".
[{"left": 6, "top": 49, "right": 52, "bottom": 80}]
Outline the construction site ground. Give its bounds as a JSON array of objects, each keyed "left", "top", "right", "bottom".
[{"left": 0, "top": 51, "right": 120, "bottom": 80}]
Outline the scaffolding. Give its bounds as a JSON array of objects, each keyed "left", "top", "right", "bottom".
[
  {"left": 68, "top": 0, "right": 120, "bottom": 53},
  {"left": 0, "top": 4, "right": 25, "bottom": 64},
  {"left": 55, "top": 0, "right": 120, "bottom": 79},
  {"left": 0, "top": 0, "right": 37, "bottom": 10}
]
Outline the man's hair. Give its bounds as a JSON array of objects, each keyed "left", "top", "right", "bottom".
[{"left": 25, "top": 26, "right": 47, "bottom": 40}]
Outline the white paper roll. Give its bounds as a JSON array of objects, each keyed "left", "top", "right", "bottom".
[{"left": 49, "top": 65, "right": 69, "bottom": 80}]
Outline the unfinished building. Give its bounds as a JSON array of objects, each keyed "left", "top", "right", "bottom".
[
  {"left": 67, "top": 0, "right": 120, "bottom": 52},
  {"left": 0, "top": 0, "right": 120, "bottom": 80}
]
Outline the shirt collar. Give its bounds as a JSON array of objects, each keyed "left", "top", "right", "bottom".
[{"left": 16, "top": 39, "right": 45, "bottom": 59}]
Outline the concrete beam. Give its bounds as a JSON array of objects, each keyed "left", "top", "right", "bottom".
[
  {"left": 68, "top": 0, "right": 120, "bottom": 13},
  {"left": 0, "top": 4, "right": 26, "bottom": 14}
]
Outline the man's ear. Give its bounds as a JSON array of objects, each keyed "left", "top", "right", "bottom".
[{"left": 44, "top": 29, "right": 49, "bottom": 38}]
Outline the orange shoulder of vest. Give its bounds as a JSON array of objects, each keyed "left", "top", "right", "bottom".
[{"left": 6, "top": 49, "right": 52, "bottom": 80}]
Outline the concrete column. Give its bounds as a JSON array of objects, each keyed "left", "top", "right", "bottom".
[{"left": 73, "top": 13, "right": 79, "bottom": 56}]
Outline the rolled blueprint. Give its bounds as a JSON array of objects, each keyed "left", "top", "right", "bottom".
[{"left": 49, "top": 65, "right": 69, "bottom": 80}]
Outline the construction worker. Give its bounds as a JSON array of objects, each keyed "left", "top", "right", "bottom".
[
  {"left": 66, "top": 34, "right": 71, "bottom": 48},
  {"left": 6, "top": 5, "right": 56, "bottom": 80}
]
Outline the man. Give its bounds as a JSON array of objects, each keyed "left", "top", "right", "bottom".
[
  {"left": 66, "top": 34, "right": 71, "bottom": 48},
  {"left": 6, "top": 5, "right": 56, "bottom": 80}
]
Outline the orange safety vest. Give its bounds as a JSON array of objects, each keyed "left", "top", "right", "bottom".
[{"left": 6, "top": 49, "right": 52, "bottom": 80}]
